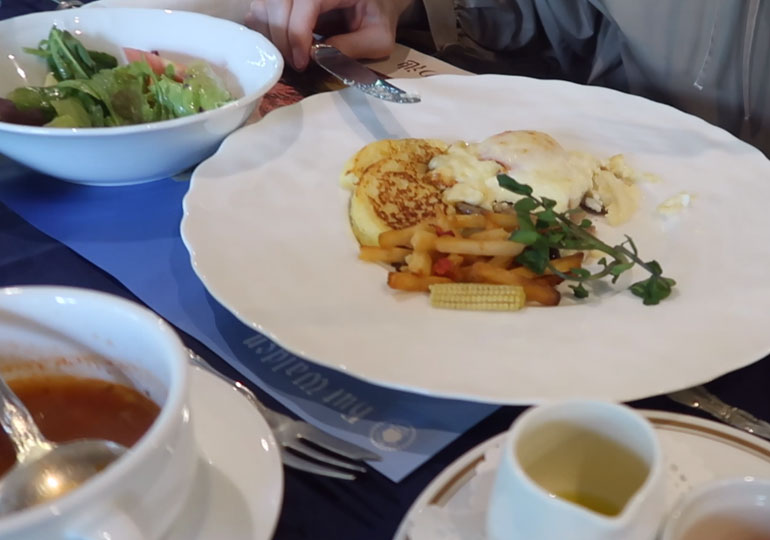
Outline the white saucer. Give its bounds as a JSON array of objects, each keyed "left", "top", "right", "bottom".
[
  {"left": 163, "top": 365, "right": 284, "bottom": 540},
  {"left": 395, "top": 410, "right": 770, "bottom": 540}
]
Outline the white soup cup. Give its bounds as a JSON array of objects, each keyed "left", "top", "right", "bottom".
[{"left": 0, "top": 286, "right": 197, "bottom": 540}]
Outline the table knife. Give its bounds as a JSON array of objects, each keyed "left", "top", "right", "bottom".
[
  {"left": 668, "top": 385, "right": 770, "bottom": 441},
  {"left": 310, "top": 43, "right": 420, "bottom": 104}
]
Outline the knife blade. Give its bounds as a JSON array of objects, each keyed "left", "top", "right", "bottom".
[
  {"left": 667, "top": 385, "right": 770, "bottom": 440},
  {"left": 310, "top": 43, "right": 420, "bottom": 104}
]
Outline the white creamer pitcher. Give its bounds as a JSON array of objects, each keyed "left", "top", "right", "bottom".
[{"left": 486, "top": 400, "right": 665, "bottom": 540}]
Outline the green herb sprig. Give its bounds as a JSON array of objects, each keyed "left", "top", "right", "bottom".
[{"left": 498, "top": 174, "right": 676, "bottom": 305}]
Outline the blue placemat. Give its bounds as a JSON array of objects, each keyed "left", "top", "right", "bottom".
[{"left": 0, "top": 156, "right": 497, "bottom": 482}]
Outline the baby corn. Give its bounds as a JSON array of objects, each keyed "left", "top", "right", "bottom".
[{"left": 428, "top": 283, "right": 526, "bottom": 311}]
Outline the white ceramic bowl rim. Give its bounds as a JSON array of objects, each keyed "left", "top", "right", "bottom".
[
  {"left": 0, "top": 8, "right": 283, "bottom": 137},
  {"left": 506, "top": 400, "right": 664, "bottom": 525},
  {"left": 0, "top": 286, "right": 189, "bottom": 534},
  {"left": 661, "top": 476, "right": 770, "bottom": 539},
  {"left": 686, "top": 475, "right": 770, "bottom": 495},
  {"left": 668, "top": 475, "right": 770, "bottom": 515}
]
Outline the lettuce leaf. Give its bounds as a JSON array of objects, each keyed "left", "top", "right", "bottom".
[
  {"left": 184, "top": 62, "right": 233, "bottom": 111},
  {"left": 7, "top": 86, "right": 62, "bottom": 112},
  {"left": 6, "top": 26, "right": 234, "bottom": 129},
  {"left": 150, "top": 62, "right": 233, "bottom": 118},
  {"left": 46, "top": 97, "right": 92, "bottom": 127}
]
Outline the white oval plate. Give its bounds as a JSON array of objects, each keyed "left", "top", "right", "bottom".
[
  {"left": 164, "top": 365, "right": 283, "bottom": 540},
  {"left": 394, "top": 410, "right": 770, "bottom": 540},
  {"left": 181, "top": 74, "right": 770, "bottom": 404}
]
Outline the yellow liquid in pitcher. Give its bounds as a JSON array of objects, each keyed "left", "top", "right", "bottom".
[
  {"left": 517, "top": 422, "right": 650, "bottom": 516},
  {"left": 549, "top": 490, "right": 626, "bottom": 517}
]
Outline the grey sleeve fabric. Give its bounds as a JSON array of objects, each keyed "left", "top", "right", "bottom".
[
  {"left": 454, "top": 0, "right": 540, "bottom": 51},
  {"left": 446, "top": 0, "right": 616, "bottom": 82},
  {"left": 419, "top": 0, "right": 769, "bottom": 156}
]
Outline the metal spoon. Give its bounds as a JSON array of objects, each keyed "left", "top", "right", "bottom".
[{"left": 0, "top": 374, "right": 127, "bottom": 515}]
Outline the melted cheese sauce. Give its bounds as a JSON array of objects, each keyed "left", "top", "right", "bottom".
[
  {"left": 429, "top": 143, "right": 503, "bottom": 206},
  {"left": 429, "top": 130, "right": 642, "bottom": 225}
]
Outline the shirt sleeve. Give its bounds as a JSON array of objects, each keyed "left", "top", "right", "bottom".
[{"left": 423, "top": 0, "right": 619, "bottom": 82}]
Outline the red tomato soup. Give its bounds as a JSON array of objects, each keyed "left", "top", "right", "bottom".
[{"left": 0, "top": 375, "right": 160, "bottom": 476}]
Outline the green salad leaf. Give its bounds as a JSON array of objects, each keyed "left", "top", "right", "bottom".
[
  {"left": 6, "top": 86, "right": 61, "bottom": 114},
  {"left": 152, "top": 62, "right": 234, "bottom": 118},
  {"left": 3, "top": 25, "right": 234, "bottom": 128},
  {"left": 46, "top": 97, "right": 93, "bottom": 127},
  {"left": 23, "top": 27, "right": 117, "bottom": 81}
]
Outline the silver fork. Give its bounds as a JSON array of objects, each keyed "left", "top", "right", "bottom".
[{"left": 188, "top": 351, "right": 381, "bottom": 480}]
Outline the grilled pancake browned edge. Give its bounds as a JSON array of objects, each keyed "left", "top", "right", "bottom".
[{"left": 344, "top": 139, "right": 450, "bottom": 246}]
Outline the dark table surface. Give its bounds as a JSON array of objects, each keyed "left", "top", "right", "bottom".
[{"left": 1, "top": 3, "right": 769, "bottom": 539}]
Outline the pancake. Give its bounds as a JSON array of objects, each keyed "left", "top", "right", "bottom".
[{"left": 345, "top": 138, "right": 449, "bottom": 246}]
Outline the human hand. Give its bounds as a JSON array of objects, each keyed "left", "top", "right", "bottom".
[{"left": 245, "top": 0, "right": 415, "bottom": 71}]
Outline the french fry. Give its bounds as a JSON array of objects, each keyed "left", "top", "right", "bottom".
[
  {"left": 449, "top": 214, "right": 487, "bottom": 229},
  {"left": 406, "top": 251, "right": 433, "bottom": 276},
  {"left": 387, "top": 272, "right": 452, "bottom": 292},
  {"left": 510, "top": 252, "right": 585, "bottom": 279},
  {"left": 454, "top": 265, "right": 476, "bottom": 282},
  {"left": 486, "top": 213, "right": 519, "bottom": 229},
  {"left": 548, "top": 253, "right": 585, "bottom": 274},
  {"left": 379, "top": 224, "right": 428, "bottom": 248},
  {"left": 488, "top": 255, "right": 515, "bottom": 268},
  {"left": 468, "top": 228, "right": 510, "bottom": 241},
  {"left": 532, "top": 275, "right": 564, "bottom": 287},
  {"left": 471, "top": 262, "right": 561, "bottom": 306},
  {"left": 468, "top": 262, "right": 526, "bottom": 285},
  {"left": 520, "top": 283, "right": 561, "bottom": 306},
  {"left": 435, "top": 237, "right": 525, "bottom": 257},
  {"left": 460, "top": 254, "right": 485, "bottom": 265},
  {"left": 434, "top": 214, "right": 456, "bottom": 236},
  {"left": 358, "top": 246, "right": 411, "bottom": 264},
  {"left": 512, "top": 266, "right": 538, "bottom": 279},
  {"left": 410, "top": 230, "right": 437, "bottom": 251}
]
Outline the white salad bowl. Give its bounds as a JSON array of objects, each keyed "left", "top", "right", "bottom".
[{"left": 0, "top": 7, "right": 283, "bottom": 185}]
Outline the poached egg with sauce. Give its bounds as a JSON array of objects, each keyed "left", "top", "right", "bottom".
[{"left": 429, "top": 130, "right": 641, "bottom": 225}]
